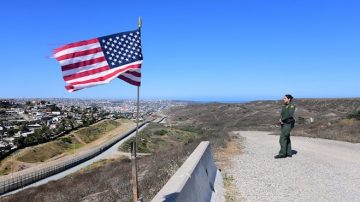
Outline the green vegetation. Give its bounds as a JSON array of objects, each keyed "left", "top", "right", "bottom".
[
  {"left": 347, "top": 111, "right": 360, "bottom": 120},
  {"left": 11, "top": 120, "right": 126, "bottom": 164},
  {"left": 120, "top": 123, "right": 205, "bottom": 153},
  {"left": 75, "top": 120, "right": 120, "bottom": 143},
  {"left": 17, "top": 141, "right": 68, "bottom": 163}
]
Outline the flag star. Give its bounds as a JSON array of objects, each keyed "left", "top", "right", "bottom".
[
  {"left": 109, "top": 47, "right": 113, "bottom": 50},
  {"left": 116, "top": 36, "right": 119, "bottom": 39},
  {"left": 102, "top": 39, "right": 106, "bottom": 43},
  {"left": 130, "top": 42, "right": 134, "bottom": 45},
  {"left": 107, "top": 42, "right": 110, "bottom": 45},
  {"left": 125, "top": 58, "right": 129, "bottom": 61},
  {"left": 109, "top": 38, "right": 113, "bottom": 41},
  {"left": 121, "top": 38, "right": 124, "bottom": 41},
  {"left": 135, "top": 53, "right": 138, "bottom": 55},
  {"left": 111, "top": 53, "right": 115, "bottom": 56},
  {"left": 128, "top": 45, "right": 131, "bottom": 48},
  {"left": 136, "top": 31, "right": 139, "bottom": 34},
  {"left": 111, "top": 43, "right": 115, "bottom": 47},
  {"left": 116, "top": 45, "right": 119, "bottom": 49},
  {"left": 132, "top": 38, "right": 136, "bottom": 41},
  {"left": 106, "top": 51, "right": 110, "bottom": 54},
  {"left": 109, "top": 57, "right": 113, "bottom": 60},
  {"left": 136, "top": 40, "right": 140, "bottom": 43},
  {"left": 132, "top": 47, "right": 135, "bottom": 50},
  {"left": 134, "top": 44, "right": 138, "bottom": 47},
  {"left": 132, "top": 56, "right": 136, "bottom": 59},
  {"left": 139, "top": 54, "right": 142, "bottom": 57},
  {"left": 130, "top": 33, "right": 133, "bottom": 36},
  {"left": 114, "top": 58, "right": 117, "bottom": 61},
  {"left": 114, "top": 40, "right": 117, "bottom": 43},
  {"left": 116, "top": 55, "right": 119, "bottom": 58},
  {"left": 130, "top": 51, "right": 134, "bottom": 54},
  {"left": 121, "top": 47, "right": 124, "bottom": 51},
  {"left": 111, "top": 62, "right": 115, "bottom": 65},
  {"left": 123, "top": 35, "right": 126, "bottom": 38},
  {"left": 121, "top": 57, "right": 124, "bottom": 59},
  {"left": 104, "top": 45, "right": 108, "bottom": 49},
  {"left": 125, "top": 40, "right": 129, "bottom": 44}
]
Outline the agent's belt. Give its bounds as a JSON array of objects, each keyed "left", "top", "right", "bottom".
[{"left": 282, "top": 117, "right": 295, "bottom": 124}]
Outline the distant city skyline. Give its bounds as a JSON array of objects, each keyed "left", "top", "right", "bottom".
[{"left": 1, "top": 1, "right": 359, "bottom": 101}]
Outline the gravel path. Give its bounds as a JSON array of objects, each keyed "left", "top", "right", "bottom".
[{"left": 230, "top": 131, "right": 360, "bottom": 202}]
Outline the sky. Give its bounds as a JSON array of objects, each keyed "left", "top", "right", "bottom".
[{"left": 0, "top": 0, "right": 359, "bottom": 101}]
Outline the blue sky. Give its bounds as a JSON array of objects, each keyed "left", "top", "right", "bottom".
[{"left": 0, "top": 0, "right": 359, "bottom": 101}]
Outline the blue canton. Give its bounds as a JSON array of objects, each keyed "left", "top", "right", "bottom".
[{"left": 98, "top": 29, "right": 143, "bottom": 69}]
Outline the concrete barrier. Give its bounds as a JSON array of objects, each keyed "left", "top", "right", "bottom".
[{"left": 151, "top": 141, "right": 224, "bottom": 202}]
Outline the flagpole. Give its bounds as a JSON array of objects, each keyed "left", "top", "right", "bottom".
[{"left": 131, "top": 16, "right": 142, "bottom": 202}]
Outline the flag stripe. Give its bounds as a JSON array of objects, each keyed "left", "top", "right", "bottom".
[
  {"left": 119, "top": 75, "right": 141, "bottom": 86},
  {"left": 122, "top": 71, "right": 141, "bottom": 77},
  {"left": 63, "top": 65, "right": 110, "bottom": 81},
  {"left": 66, "top": 61, "right": 141, "bottom": 83},
  {"left": 61, "top": 57, "right": 107, "bottom": 71},
  {"left": 55, "top": 42, "right": 101, "bottom": 58},
  {"left": 56, "top": 47, "right": 103, "bottom": 61},
  {"left": 119, "top": 72, "right": 141, "bottom": 82},
  {"left": 66, "top": 63, "right": 142, "bottom": 88},
  {"left": 59, "top": 52, "right": 105, "bottom": 66},
  {"left": 54, "top": 38, "right": 99, "bottom": 54},
  {"left": 62, "top": 61, "right": 109, "bottom": 77}
]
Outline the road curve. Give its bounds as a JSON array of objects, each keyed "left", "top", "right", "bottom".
[{"left": 229, "top": 131, "right": 360, "bottom": 202}]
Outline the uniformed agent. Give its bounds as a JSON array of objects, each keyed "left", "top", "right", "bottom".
[{"left": 274, "top": 94, "right": 295, "bottom": 159}]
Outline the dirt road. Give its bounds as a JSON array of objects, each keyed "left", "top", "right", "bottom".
[{"left": 229, "top": 131, "right": 360, "bottom": 201}]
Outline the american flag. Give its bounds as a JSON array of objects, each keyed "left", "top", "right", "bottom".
[{"left": 54, "top": 29, "right": 143, "bottom": 92}]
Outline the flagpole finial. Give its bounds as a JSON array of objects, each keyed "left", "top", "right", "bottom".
[{"left": 138, "top": 16, "right": 142, "bottom": 29}]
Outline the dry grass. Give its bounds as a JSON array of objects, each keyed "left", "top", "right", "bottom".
[
  {"left": 214, "top": 133, "right": 243, "bottom": 202},
  {"left": 1, "top": 122, "right": 220, "bottom": 202},
  {"left": 75, "top": 120, "right": 121, "bottom": 143},
  {"left": 3, "top": 99, "right": 358, "bottom": 201},
  {"left": 0, "top": 119, "right": 134, "bottom": 175}
]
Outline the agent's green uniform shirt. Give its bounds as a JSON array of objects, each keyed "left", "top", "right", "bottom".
[
  {"left": 279, "top": 103, "right": 296, "bottom": 156},
  {"left": 281, "top": 104, "right": 295, "bottom": 122}
]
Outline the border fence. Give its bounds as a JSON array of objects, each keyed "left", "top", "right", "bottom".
[{"left": 0, "top": 121, "right": 149, "bottom": 195}]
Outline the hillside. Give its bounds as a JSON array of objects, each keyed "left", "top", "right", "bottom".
[
  {"left": 166, "top": 98, "right": 360, "bottom": 142},
  {"left": 2, "top": 98, "right": 359, "bottom": 201},
  {"left": 0, "top": 119, "right": 135, "bottom": 175}
]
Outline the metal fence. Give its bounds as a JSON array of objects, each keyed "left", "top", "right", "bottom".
[{"left": 0, "top": 121, "right": 148, "bottom": 195}]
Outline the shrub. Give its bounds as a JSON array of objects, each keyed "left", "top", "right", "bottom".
[{"left": 347, "top": 111, "right": 360, "bottom": 120}]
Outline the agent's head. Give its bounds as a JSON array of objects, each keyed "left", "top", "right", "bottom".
[{"left": 283, "top": 94, "right": 293, "bottom": 105}]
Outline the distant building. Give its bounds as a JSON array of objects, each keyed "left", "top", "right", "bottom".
[{"left": 27, "top": 123, "right": 41, "bottom": 131}]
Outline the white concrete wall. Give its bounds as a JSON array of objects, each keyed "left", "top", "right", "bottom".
[{"left": 151, "top": 141, "right": 224, "bottom": 202}]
